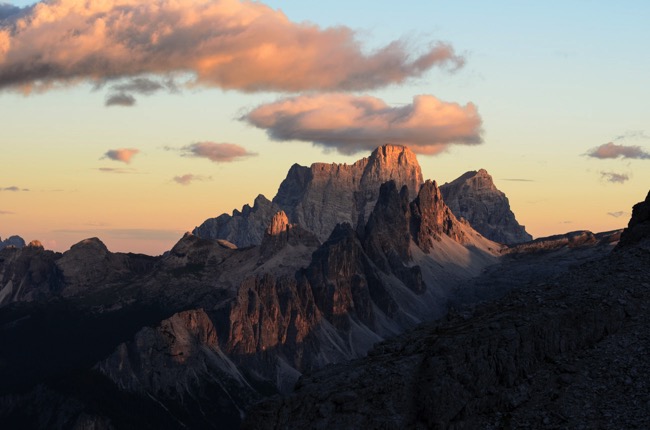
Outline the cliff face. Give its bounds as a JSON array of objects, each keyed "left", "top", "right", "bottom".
[
  {"left": 0, "top": 235, "right": 25, "bottom": 250},
  {"left": 192, "top": 194, "right": 280, "bottom": 248},
  {"left": 96, "top": 309, "right": 259, "bottom": 428},
  {"left": 618, "top": 190, "right": 650, "bottom": 248},
  {"left": 244, "top": 232, "right": 650, "bottom": 430},
  {"left": 0, "top": 241, "right": 62, "bottom": 305},
  {"left": 0, "top": 238, "right": 157, "bottom": 307},
  {"left": 194, "top": 144, "right": 424, "bottom": 246},
  {"left": 440, "top": 169, "right": 532, "bottom": 245}
]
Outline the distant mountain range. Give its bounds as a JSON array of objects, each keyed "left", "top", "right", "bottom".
[
  {"left": 194, "top": 145, "right": 531, "bottom": 246},
  {"left": 0, "top": 145, "right": 645, "bottom": 429}
]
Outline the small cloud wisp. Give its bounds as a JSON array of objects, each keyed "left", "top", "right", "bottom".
[
  {"left": 173, "top": 174, "right": 211, "bottom": 186},
  {"left": 181, "top": 142, "right": 256, "bottom": 163},
  {"left": 600, "top": 171, "right": 629, "bottom": 184},
  {"left": 103, "top": 148, "right": 140, "bottom": 164}
]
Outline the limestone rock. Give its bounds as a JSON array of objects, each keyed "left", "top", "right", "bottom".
[
  {"left": 194, "top": 144, "right": 424, "bottom": 246},
  {"left": 0, "top": 242, "right": 62, "bottom": 305},
  {"left": 243, "top": 239, "right": 650, "bottom": 430},
  {"left": 97, "top": 309, "right": 260, "bottom": 427},
  {"left": 410, "top": 180, "right": 467, "bottom": 251},
  {"left": 56, "top": 238, "right": 154, "bottom": 297},
  {"left": 618, "top": 190, "right": 650, "bottom": 248},
  {"left": 440, "top": 169, "right": 532, "bottom": 245},
  {"left": 193, "top": 194, "right": 280, "bottom": 247},
  {"left": 0, "top": 235, "right": 26, "bottom": 250},
  {"left": 274, "top": 144, "right": 423, "bottom": 242},
  {"left": 259, "top": 211, "right": 320, "bottom": 261}
]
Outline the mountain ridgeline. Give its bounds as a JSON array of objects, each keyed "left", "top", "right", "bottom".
[
  {"left": 194, "top": 146, "right": 531, "bottom": 247},
  {"left": 1, "top": 144, "right": 641, "bottom": 429}
]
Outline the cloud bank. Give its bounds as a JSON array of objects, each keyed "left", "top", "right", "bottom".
[
  {"left": 600, "top": 171, "right": 629, "bottom": 184},
  {"left": 0, "top": 210, "right": 15, "bottom": 215},
  {"left": 243, "top": 94, "right": 482, "bottom": 154},
  {"left": 103, "top": 148, "right": 139, "bottom": 163},
  {"left": 607, "top": 211, "right": 628, "bottom": 218},
  {"left": 181, "top": 142, "right": 256, "bottom": 162},
  {"left": 587, "top": 142, "right": 650, "bottom": 160},
  {"left": 0, "top": 0, "right": 463, "bottom": 94},
  {"left": 173, "top": 173, "right": 211, "bottom": 185}
]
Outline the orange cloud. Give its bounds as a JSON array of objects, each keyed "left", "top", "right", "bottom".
[
  {"left": 103, "top": 148, "right": 140, "bottom": 163},
  {"left": 243, "top": 94, "right": 483, "bottom": 154},
  {"left": 181, "top": 142, "right": 256, "bottom": 162},
  {"left": 0, "top": 0, "right": 463, "bottom": 93}
]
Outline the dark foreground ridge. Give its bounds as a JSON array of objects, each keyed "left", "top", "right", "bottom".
[{"left": 244, "top": 218, "right": 650, "bottom": 429}]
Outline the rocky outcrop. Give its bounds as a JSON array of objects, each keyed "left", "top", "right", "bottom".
[
  {"left": 99, "top": 309, "right": 220, "bottom": 393},
  {"left": 0, "top": 237, "right": 157, "bottom": 307},
  {"left": 0, "top": 235, "right": 25, "bottom": 250},
  {"left": 259, "top": 211, "right": 320, "bottom": 261},
  {"left": 0, "top": 241, "right": 62, "bottom": 305},
  {"left": 97, "top": 309, "right": 259, "bottom": 428},
  {"left": 244, "top": 239, "right": 650, "bottom": 430},
  {"left": 194, "top": 144, "right": 424, "bottom": 246},
  {"left": 410, "top": 180, "right": 468, "bottom": 251},
  {"left": 503, "top": 230, "right": 622, "bottom": 254},
  {"left": 193, "top": 194, "right": 280, "bottom": 248},
  {"left": 618, "top": 190, "right": 650, "bottom": 248},
  {"left": 440, "top": 169, "right": 532, "bottom": 245},
  {"left": 56, "top": 238, "right": 156, "bottom": 297}
]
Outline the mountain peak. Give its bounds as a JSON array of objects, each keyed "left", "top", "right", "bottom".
[{"left": 440, "top": 169, "right": 532, "bottom": 245}]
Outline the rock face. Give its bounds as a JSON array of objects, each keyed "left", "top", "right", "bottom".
[
  {"left": 244, "top": 234, "right": 650, "bottom": 430},
  {"left": 259, "top": 211, "right": 320, "bottom": 261},
  {"left": 0, "top": 237, "right": 156, "bottom": 307},
  {"left": 97, "top": 309, "right": 260, "bottom": 428},
  {"left": 0, "top": 235, "right": 25, "bottom": 250},
  {"left": 440, "top": 169, "right": 532, "bottom": 245},
  {"left": 618, "top": 190, "right": 650, "bottom": 248},
  {"left": 193, "top": 194, "right": 280, "bottom": 248},
  {"left": 0, "top": 241, "right": 62, "bottom": 305},
  {"left": 194, "top": 144, "right": 424, "bottom": 246}
]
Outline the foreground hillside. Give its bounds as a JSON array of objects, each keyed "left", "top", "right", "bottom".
[{"left": 244, "top": 192, "right": 650, "bottom": 429}]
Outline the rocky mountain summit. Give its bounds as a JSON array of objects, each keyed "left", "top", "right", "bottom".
[
  {"left": 440, "top": 169, "right": 532, "bottom": 244},
  {"left": 0, "top": 235, "right": 25, "bottom": 250},
  {"left": 194, "top": 144, "right": 424, "bottom": 246}
]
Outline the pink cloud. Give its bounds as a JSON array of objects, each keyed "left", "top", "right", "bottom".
[
  {"left": 103, "top": 148, "right": 140, "bottom": 164},
  {"left": 587, "top": 142, "right": 650, "bottom": 160},
  {"left": 0, "top": 0, "right": 463, "bottom": 94},
  {"left": 173, "top": 173, "right": 211, "bottom": 185},
  {"left": 243, "top": 94, "right": 483, "bottom": 154},
  {"left": 181, "top": 142, "right": 256, "bottom": 162}
]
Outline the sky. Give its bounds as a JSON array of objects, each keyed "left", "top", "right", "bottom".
[{"left": 1, "top": 0, "right": 649, "bottom": 255}]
